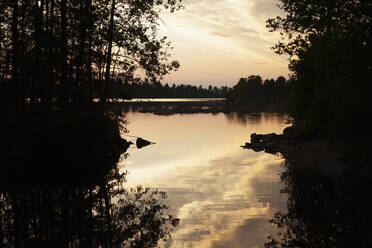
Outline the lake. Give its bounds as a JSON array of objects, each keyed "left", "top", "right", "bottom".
[
  {"left": 94, "top": 97, "right": 226, "bottom": 103},
  {"left": 2, "top": 103, "right": 370, "bottom": 247},
  {"left": 121, "top": 110, "right": 289, "bottom": 248}
]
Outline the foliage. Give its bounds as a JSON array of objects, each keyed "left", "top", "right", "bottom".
[
  {"left": 107, "top": 79, "right": 230, "bottom": 98},
  {"left": 265, "top": 161, "right": 372, "bottom": 248},
  {"left": 0, "top": 170, "right": 178, "bottom": 247},
  {"left": 0, "top": 0, "right": 182, "bottom": 108},
  {"left": 226, "top": 75, "right": 288, "bottom": 107},
  {"left": 267, "top": 0, "right": 372, "bottom": 139},
  {"left": 0, "top": 110, "right": 178, "bottom": 247}
]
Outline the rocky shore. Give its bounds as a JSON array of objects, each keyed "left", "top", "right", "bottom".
[{"left": 242, "top": 127, "right": 364, "bottom": 178}]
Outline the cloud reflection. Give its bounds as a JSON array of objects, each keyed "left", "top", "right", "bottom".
[
  {"left": 163, "top": 155, "right": 285, "bottom": 248},
  {"left": 124, "top": 112, "right": 288, "bottom": 247}
]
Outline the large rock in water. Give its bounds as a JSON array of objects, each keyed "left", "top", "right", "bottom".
[{"left": 136, "top": 137, "right": 152, "bottom": 149}]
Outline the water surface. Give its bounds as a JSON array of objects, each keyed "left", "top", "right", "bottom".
[
  {"left": 94, "top": 97, "right": 225, "bottom": 103},
  {"left": 121, "top": 112, "right": 289, "bottom": 248}
]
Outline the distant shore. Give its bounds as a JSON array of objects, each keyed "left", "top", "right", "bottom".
[{"left": 118, "top": 100, "right": 284, "bottom": 115}]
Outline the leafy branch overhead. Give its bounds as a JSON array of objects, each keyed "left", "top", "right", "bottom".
[{"left": 266, "top": 0, "right": 372, "bottom": 57}]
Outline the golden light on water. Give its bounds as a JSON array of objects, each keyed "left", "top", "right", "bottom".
[{"left": 121, "top": 112, "right": 289, "bottom": 247}]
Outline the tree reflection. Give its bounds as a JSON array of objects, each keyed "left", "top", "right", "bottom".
[
  {"left": 265, "top": 161, "right": 372, "bottom": 248},
  {"left": 0, "top": 166, "right": 178, "bottom": 248},
  {"left": 0, "top": 112, "right": 178, "bottom": 248},
  {"left": 225, "top": 112, "right": 263, "bottom": 126}
]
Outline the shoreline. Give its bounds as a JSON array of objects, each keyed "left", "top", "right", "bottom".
[
  {"left": 0, "top": 109, "right": 132, "bottom": 188},
  {"left": 242, "top": 129, "right": 371, "bottom": 179},
  {"left": 118, "top": 100, "right": 284, "bottom": 115}
]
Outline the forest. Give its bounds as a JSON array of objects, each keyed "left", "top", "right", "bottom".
[
  {"left": 1, "top": 0, "right": 372, "bottom": 246},
  {"left": 0, "top": 0, "right": 182, "bottom": 111},
  {"left": 106, "top": 75, "right": 288, "bottom": 100},
  {"left": 266, "top": 0, "right": 372, "bottom": 144},
  {"left": 107, "top": 79, "right": 229, "bottom": 98},
  {"left": 225, "top": 75, "right": 288, "bottom": 106},
  {"left": 0, "top": 0, "right": 290, "bottom": 109},
  {"left": 0, "top": 1, "right": 183, "bottom": 246}
]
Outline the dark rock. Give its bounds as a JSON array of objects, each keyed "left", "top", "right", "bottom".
[
  {"left": 136, "top": 137, "right": 153, "bottom": 149},
  {"left": 250, "top": 133, "right": 264, "bottom": 143}
]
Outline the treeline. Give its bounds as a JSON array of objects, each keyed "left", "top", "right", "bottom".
[
  {"left": 108, "top": 75, "right": 288, "bottom": 100},
  {"left": 109, "top": 79, "right": 230, "bottom": 98},
  {"left": 0, "top": 0, "right": 182, "bottom": 110},
  {"left": 267, "top": 0, "right": 372, "bottom": 144},
  {"left": 226, "top": 75, "right": 288, "bottom": 105}
]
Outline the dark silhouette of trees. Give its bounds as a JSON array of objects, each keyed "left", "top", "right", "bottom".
[
  {"left": 1, "top": 1, "right": 183, "bottom": 245},
  {"left": 0, "top": 0, "right": 182, "bottom": 110},
  {"left": 111, "top": 80, "right": 229, "bottom": 99},
  {"left": 231, "top": 75, "right": 263, "bottom": 100},
  {"left": 265, "top": 161, "right": 372, "bottom": 248},
  {"left": 0, "top": 109, "right": 178, "bottom": 247},
  {"left": 0, "top": 170, "right": 178, "bottom": 248},
  {"left": 226, "top": 75, "right": 288, "bottom": 108},
  {"left": 103, "top": 0, "right": 116, "bottom": 102},
  {"left": 267, "top": 0, "right": 372, "bottom": 140}
]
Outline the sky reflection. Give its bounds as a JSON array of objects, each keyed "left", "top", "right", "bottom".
[{"left": 121, "top": 112, "right": 289, "bottom": 247}]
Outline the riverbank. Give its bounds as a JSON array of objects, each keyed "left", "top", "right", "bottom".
[
  {"left": 242, "top": 127, "right": 372, "bottom": 179},
  {"left": 0, "top": 107, "right": 131, "bottom": 189}
]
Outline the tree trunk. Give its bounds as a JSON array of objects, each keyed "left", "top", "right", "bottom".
[
  {"left": 11, "top": 0, "right": 19, "bottom": 106},
  {"left": 87, "top": 0, "right": 93, "bottom": 102},
  {"left": 60, "top": 0, "right": 68, "bottom": 104},
  {"left": 33, "top": 0, "right": 43, "bottom": 104},
  {"left": 103, "top": 183, "right": 113, "bottom": 248},
  {"left": 102, "top": 0, "right": 116, "bottom": 103}
]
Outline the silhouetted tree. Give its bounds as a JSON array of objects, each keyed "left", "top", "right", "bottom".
[
  {"left": 267, "top": 0, "right": 372, "bottom": 140},
  {"left": 265, "top": 161, "right": 372, "bottom": 248},
  {"left": 0, "top": 171, "right": 179, "bottom": 248},
  {"left": 226, "top": 74, "right": 287, "bottom": 108},
  {"left": 0, "top": 109, "right": 178, "bottom": 247},
  {"left": 0, "top": 0, "right": 182, "bottom": 110},
  {"left": 110, "top": 81, "right": 229, "bottom": 98}
]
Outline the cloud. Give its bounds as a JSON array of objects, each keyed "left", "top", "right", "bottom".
[
  {"left": 159, "top": 0, "right": 289, "bottom": 86},
  {"left": 125, "top": 112, "right": 290, "bottom": 248},
  {"left": 208, "top": 31, "right": 231, "bottom": 38},
  {"left": 249, "top": 0, "right": 284, "bottom": 19},
  {"left": 158, "top": 154, "right": 286, "bottom": 248}
]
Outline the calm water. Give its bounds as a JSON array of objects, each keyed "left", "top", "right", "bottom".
[
  {"left": 121, "top": 111, "right": 289, "bottom": 248},
  {"left": 126, "top": 98, "right": 226, "bottom": 102},
  {"left": 2, "top": 107, "right": 370, "bottom": 247},
  {"left": 93, "top": 97, "right": 226, "bottom": 103}
]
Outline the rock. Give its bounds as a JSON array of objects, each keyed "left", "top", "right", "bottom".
[
  {"left": 250, "top": 133, "right": 263, "bottom": 143},
  {"left": 303, "top": 138, "right": 331, "bottom": 148},
  {"left": 281, "top": 139, "right": 298, "bottom": 145},
  {"left": 262, "top": 133, "right": 280, "bottom": 143},
  {"left": 136, "top": 137, "right": 153, "bottom": 149}
]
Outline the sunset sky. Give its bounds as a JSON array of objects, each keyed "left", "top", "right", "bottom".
[{"left": 159, "top": 0, "right": 289, "bottom": 87}]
